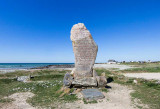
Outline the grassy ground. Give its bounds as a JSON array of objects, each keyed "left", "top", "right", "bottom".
[
  {"left": 1, "top": 68, "right": 160, "bottom": 108},
  {"left": 95, "top": 68, "right": 160, "bottom": 109},
  {"left": 0, "top": 70, "right": 77, "bottom": 108},
  {"left": 118, "top": 62, "right": 160, "bottom": 73},
  {"left": 120, "top": 67, "right": 160, "bottom": 73},
  {"left": 121, "top": 62, "right": 160, "bottom": 66}
]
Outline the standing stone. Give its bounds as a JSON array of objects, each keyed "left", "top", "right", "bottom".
[{"left": 71, "top": 23, "right": 98, "bottom": 78}]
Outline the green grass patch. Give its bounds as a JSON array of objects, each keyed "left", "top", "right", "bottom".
[
  {"left": 0, "top": 70, "right": 77, "bottom": 108},
  {"left": 0, "top": 70, "right": 68, "bottom": 78},
  {"left": 121, "top": 67, "right": 160, "bottom": 73},
  {"left": 101, "top": 88, "right": 108, "bottom": 93},
  {"left": 0, "top": 98, "right": 13, "bottom": 103},
  {"left": 83, "top": 98, "right": 97, "bottom": 104},
  {"left": 95, "top": 69, "right": 111, "bottom": 76}
]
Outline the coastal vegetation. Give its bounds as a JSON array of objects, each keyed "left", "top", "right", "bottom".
[
  {"left": 118, "top": 66, "right": 160, "bottom": 73},
  {"left": 0, "top": 67, "right": 160, "bottom": 108},
  {"left": 96, "top": 68, "right": 160, "bottom": 109},
  {"left": 0, "top": 70, "right": 77, "bottom": 108}
]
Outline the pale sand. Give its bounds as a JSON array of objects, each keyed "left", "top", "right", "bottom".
[
  {"left": 0, "top": 92, "right": 35, "bottom": 109},
  {"left": 94, "top": 64, "right": 134, "bottom": 70},
  {"left": 124, "top": 73, "right": 160, "bottom": 80}
]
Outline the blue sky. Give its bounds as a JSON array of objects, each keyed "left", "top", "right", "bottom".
[{"left": 0, "top": 0, "right": 160, "bottom": 63}]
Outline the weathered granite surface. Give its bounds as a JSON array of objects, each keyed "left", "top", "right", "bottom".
[
  {"left": 96, "top": 76, "right": 107, "bottom": 87},
  {"left": 81, "top": 89, "right": 105, "bottom": 100},
  {"left": 63, "top": 73, "right": 74, "bottom": 87},
  {"left": 93, "top": 70, "right": 98, "bottom": 77},
  {"left": 71, "top": 23, "right": 98, "bottom": 78},
  {"left": 63, "top": 23, "right": 107, "bottom": 88},
  {"left": 72, "top": 77, "right": 97, "bottom": 87}
]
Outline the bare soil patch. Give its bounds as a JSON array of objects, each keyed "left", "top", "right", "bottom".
[
  {"left": 0, "top": 92, "right": 35, "bottom": 109},
  {"left": 61, "top": 83, "right": 141, "bottom": 109}
]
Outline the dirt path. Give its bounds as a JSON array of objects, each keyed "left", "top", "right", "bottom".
[
  {"left": 124, "top": 73, "right": 160, "bottom": 80},
  {"left": 1, "top": 92, "right": 35, "bottom": 109},
  {"left": 62, "top": 83, "right": 138, "bottom": 109}
]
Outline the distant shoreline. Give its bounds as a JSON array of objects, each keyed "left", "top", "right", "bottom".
[{"left": 0, "top": 63, "right": 74, "bottom": 69}]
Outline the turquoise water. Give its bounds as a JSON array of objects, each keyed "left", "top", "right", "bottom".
[{"left": 0, "top": 63, "right": 74, "bottom": 69}]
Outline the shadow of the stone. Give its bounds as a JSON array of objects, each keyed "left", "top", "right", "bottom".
[
  {"left": 104, "top": 77, "right": 114, "bottom": 89},
  {"left": 105, "top": 85, "right": 112, "bottom": 89},
  {"left": 107, "top": 77, "right": 114, "bottom": 83}
]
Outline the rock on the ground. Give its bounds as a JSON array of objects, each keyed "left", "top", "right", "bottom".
[
  {"left": 72, "top": 77, "right": 97, "bottom": 87},
  {"left": 70, "top": 23, "right": 98, "bottom": 78},
  {"left": 96, "top": 76, "right": 107, "bottom": 87},
  {"left": 101, "top": 72, "right": 106, "bottom": 77},
  {"left": 63, "top": 73, "right": 74, "bottom": 87},
  {"left": 81, "top": 89, "right": 105, "bottom": 100},
  {"left": 17, "top": 76, "right": 30, "bottom": 82},
  {"left": 133, "top": 80, "right": 138, "bottom": 84},
  {"left": 156, "top": 80, "right": 160, "bottom": 84}
]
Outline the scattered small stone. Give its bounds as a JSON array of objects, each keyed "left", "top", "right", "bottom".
[
  {"left": 133, "top": 80, "right": 138, "bottom": 84},
  {"left": 96, "top": 76, "right": 107, "bottom": 87},
  {"left": 101, "top": 72, "right": 106, "bottom": 77},
  {"left": 63, "top": 73, "right": 73, "bottom": 87},
  {"left": 156, "top": 80, "right": 160, "bottom": 84},
  {"left": 17, "top": 76, "right": 30, "bottom": 82}
]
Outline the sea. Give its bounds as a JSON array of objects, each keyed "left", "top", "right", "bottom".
[{"left": 0, "top": 63, "right": 74, "bottom": 69}]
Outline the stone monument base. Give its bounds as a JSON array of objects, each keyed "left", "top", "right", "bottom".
[
  {"left": 63, "top": 71, "right": 107, "bottom": 88},
  {"left": 72, "top": 77, "right": 97, "bottom": 87}
]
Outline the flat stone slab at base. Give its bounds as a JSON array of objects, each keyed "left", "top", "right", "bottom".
[{"left": 81, "top": 89, "right": 105, "bottom": 100}]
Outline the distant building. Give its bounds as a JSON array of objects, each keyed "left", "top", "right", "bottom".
[
  {"left": 138, "top": 61, "right": 146, "bottom": 63},
  {"left": 122, "top": 61, "right": 126, "bottom": 63},
  {"left": 108, "top": 60, "right": 117, "bottom": 64}
]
